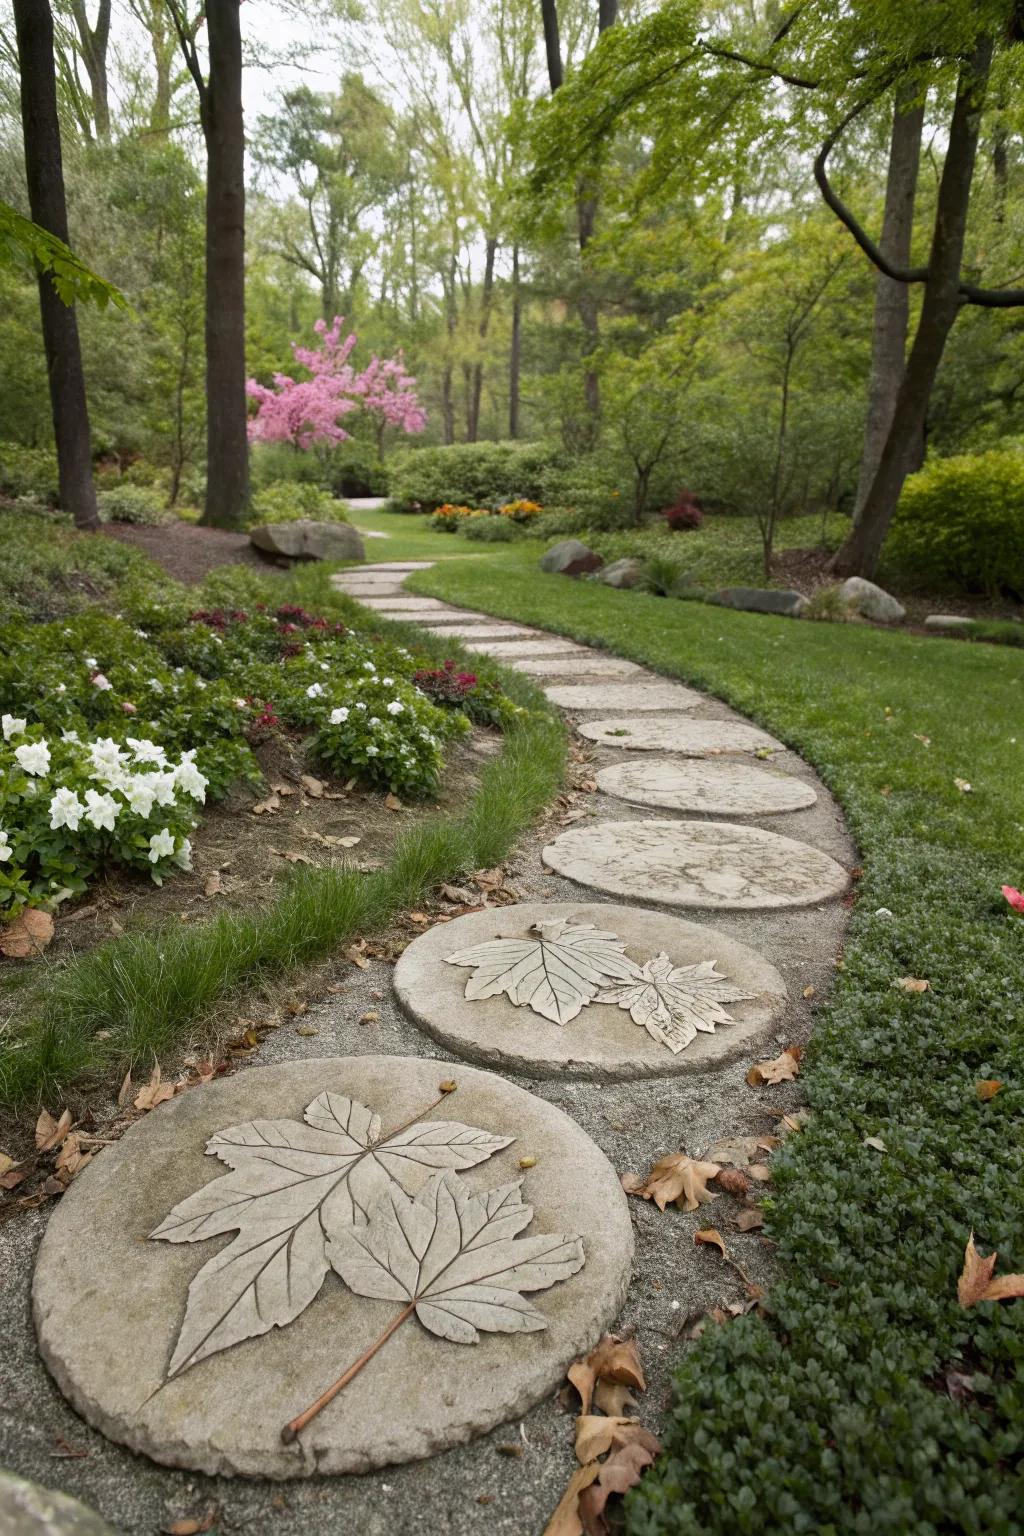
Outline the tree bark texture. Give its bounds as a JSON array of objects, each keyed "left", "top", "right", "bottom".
[
  {"left": 509, "top": 243, "right": 522, "bottom": 438},
  {"left": 70, "top": 0, "right": 111, "bottom": 140},
  {"left": 14, "top": 0, "right": 99, "bottom": 530},
  {"left": 540, "top": 0, "right": 563, "bottom": 92},
  {"left": 833, "top": 40, "right": 993, "bottom": 579},
  {"left": 852, "top": 89, "right": 924, "bottom": 523},
  {"left": 468, "top": 234, "right": 497, "bottom": 442}
]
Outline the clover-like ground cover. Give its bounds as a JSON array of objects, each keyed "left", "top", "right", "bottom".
[{"left": 413, "top": 548, "right": 1024, "bottom": 1534}]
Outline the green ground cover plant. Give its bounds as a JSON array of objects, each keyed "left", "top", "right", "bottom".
[
  {"left": 247, "top": 479, "right": 351, "bottom": 526},
  {"left": 414, "top": 550, "right": 1024, "bottom": 1534}
]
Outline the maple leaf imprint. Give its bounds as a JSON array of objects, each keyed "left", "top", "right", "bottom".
[
  {"left": 445, "top": 918, "right": 639, "bottom": 1026},
  {"left": 327, "top": 1169, "right": 585, "bottom": 1342},
  {"left": 596, "top": 954, "right": 755, "bottom": 1053},
  {"left": 150, "top": 1092, "right": 511, "bottom": 1377}
]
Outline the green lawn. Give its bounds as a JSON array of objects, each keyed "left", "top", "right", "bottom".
[
  {"left": 346, "top": 505, "right": 487, "bottom": 563},
  {"left": 410, "top": 546, "right": 1024, "bottom": 1534}
]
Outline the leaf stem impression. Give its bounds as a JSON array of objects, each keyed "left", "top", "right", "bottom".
[{"left": 281, "top": 1300, "right": 417, "bottom": 1443}]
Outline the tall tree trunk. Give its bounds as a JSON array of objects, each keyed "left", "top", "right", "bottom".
[
  {"left": 15, "top": 0, "right": 98, "bottom": 531},
  {"left": 852, "top": 89, "right": 924, "bottom": 523},
  {"left": 197, "top": 2, "right": 248, "bottom": 527},
  {"left": 540, "top": 0, "right": 563, "bottom": 91},
  {"left": 832, "top": 40, "right": 992, "bottom": 579},
  {"left": 70, "top": 0, "right": 110, "bottom": 140},
  {"left": 509, "top": 243, "right": 521, "bottom": 438},
  {"left": 468, "top": 235, "right": 497, "bottom": 442}
]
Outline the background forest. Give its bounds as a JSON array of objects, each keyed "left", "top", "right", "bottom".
[{"left": 3, "top": 0, "right": 1024, "bottom": 602}]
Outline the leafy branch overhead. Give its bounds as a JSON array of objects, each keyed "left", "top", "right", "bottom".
[
  {"left": 0, "top": 201, "right": 126, "bottom": 309},
  {"left": 150, "top": 1090, "right": 512, "bottom": 1376}
]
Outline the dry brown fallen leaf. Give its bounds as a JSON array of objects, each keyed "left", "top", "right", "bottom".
[
  {"left": 203, "top": 871, "right": 225, "bottom": 899},
  {"left": 746, "top": 1045, "right": 803, "bottom": 1086},
  {"left": 300, "top": 774, "right": 324, "bottom": 798},
  {"left": 270, "top": 781, "right": 296, "bottom": 797},
  {"left": 714, "top": 1167, "right": 750, "bottom": 1196},
  {"left": 35, "top": 1108, "right": 73, "bottom": 1152},
  {"left": 162, "top": 1508, "right": 218, "bottom": 1536},
  {"left": 383, "top": 792, "right": 403, "bottom": 811},
  {"left": 694, "top": 1227, "right": 727, "bottom": 1259},
  {"left": 133, "top": 1065, "right": 178, "bottom": 1113},
  {"left": 0, "top": 908, "right": 55, "bottom": 958},
  {"left": 0, "top": 1152, "right": 15, "bottom": 1178},
  {"left": 251, "top": 792, "right": 280, "bottom": 816},
  {"left": 567, "top": 1334, "right": 646, "bottom": 1416},
  {"left": 957, "top": 1232, "right": 1024, "bottom": 1307},
  {"left": 577, "top": 1433, "right": 661, "bottom": 1536},
  {"left": 735, "top": 1207, "right": 765, "bottom": 1232},
  {"left": 897, "top": 976, "right": 930, "bottom": 994},
  {"left": 592, "top": 1380, "right": 640, "bottom": 1417},
  {"left": 343, "top": 941, "right": 370, "bottom": 968},
  {"left": 621, "top": 1154, "right": 722, "bottom": 1213},
  {"left": 976, "top": 1080, "right": 1003, "bottom": 1101},
  {"left": 543, "top": 1464, "right": 600, "bottom": 1536}
]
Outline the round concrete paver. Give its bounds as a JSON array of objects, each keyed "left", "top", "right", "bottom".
[
  {"left": 394, "top": 901, "right": 786, "bottom": 1079},
  {"left": 466, "top": 639, "right": 591, "bottom": 657},
  {"left": 33, "top": 1057, "right": 631, "bottom": 1480},
  {"left": 543, "top": 820, "right": 849, "bottom": 910},
  {"left": 596, "top": 758, "right": 816, "bottom": 816},
  {"left": 578, "top": 716, "right": 782, "bottom": 754},
  {"left": 544, "top": 682, "right": 703, "bottom": 713},
  {"left": 507, "top": 656, "right": 643, "bottom": 677}
]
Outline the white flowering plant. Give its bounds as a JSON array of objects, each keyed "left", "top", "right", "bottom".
[{"left": 0, "top": 722, "right": 202, "bottom": 918}]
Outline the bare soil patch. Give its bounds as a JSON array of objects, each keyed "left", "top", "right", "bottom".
[{"left": 102, "top": 520, "right": 266, "bottom": 584}]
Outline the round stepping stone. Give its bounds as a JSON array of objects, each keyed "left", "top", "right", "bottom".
[
  {"left": 544, "top": 682, "right": 703, "bottom": 713},
  {"left": 469, "top": 639, "right": 591, "bottom": 658},
  {"left": 395, "top": 901, "right": 786, "bottom": 1080},
  {"left": 578, "top": 716, "right": 782, "bottom": 754},
  {"left": 33, "top": 1056, "right": 630, "bottom": 1479},
  {"left": 596, "top": 758, "right": 816, "bottom": 816},
  {"left": 507, "top": 656, "right": 643, "bottom": 677},
  {"left": 543, "top": 820, "right": 849, "bottom": 909}
]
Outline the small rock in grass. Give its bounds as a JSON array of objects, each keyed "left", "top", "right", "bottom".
[
  {"left": 250, "top": 520, "right": 365, "bottom": 564},
  {"left": 924, "top": 614, "right": 976, "bottom": 631},
  {"left": 711, "top": 587, "right": 808, "bottom": 618},
  {"left": 838, "top": 577, "right": 906, "bottom": 624},
  {"left": 596, "top": 558, "right": 645, "bottom": 589},
  {"left": 539, "top": 539, "right": 604, "bottom": 578}
]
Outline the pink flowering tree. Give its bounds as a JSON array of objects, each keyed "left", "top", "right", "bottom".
[{"left": 247, "top": 317, "right": 427, "bottom": 458}]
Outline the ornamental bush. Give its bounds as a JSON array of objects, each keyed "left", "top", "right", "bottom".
[
  {"left": 0, "top": 718, "right": 202, "bottom": 917},
  {"left": 248, "top": 479, "right": 350, "bottom": 526},
  {"left": 388, "top": 440, "right": 560, "bottom": 511},
  {"left": 462, "top": 514, "right": 522, "bottom": 543},
  {"left": 885, "top": 450, "right": 1024, "bottom": 597},
  {"left": 97, "top": 483, "right": 171, "bottom": 526},
  {"left": 0, "top": 441, "right": 60, "bottom": 503}
]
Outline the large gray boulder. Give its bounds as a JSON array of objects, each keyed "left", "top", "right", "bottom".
[
  {"left": 838, "top": 576, "right": 906, "bottom": 624},
  {"left": 250, "top": 519, "right": 365, "bottom": 563},
  {"left": 713, "top": 586, "right": 808, "bottom": 618},
  {"left": 0, "top": 1473, "right": 116, "bottom": 1536},
  {"left": 539, "top": 539, "right": 604, "bottom": 578},
  {"left": 597, "top": 557, "right": 645, "bottom": 589}
]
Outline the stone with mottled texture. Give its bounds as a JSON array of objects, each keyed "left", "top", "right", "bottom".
[
  {"left": 838, "top": 577, "right": 906, "bottom": 624},
  {"left": 502, "top": 656, "right": 644, "bottom": 677},
  {"left": 577, "top": 716, "right": 782, "bottom": 754},
  {"left": 596, "top": 558, "right": 645, "bottom": 589},
  {"left": 544, "top": 682, "right": 703, "bottom": 713},
  {"left": 596, "top": 757, "right": 816, "bottom": 815},
  {"left": 395, "top": 901, "right": 786, "bottom": 1079},
  {"left": 355, "top": 596, "right": 449, "bottom": 612},
  {"left": 423, "top": 623, "right": 539, "bottom": 640},
  {"left": 463, "top": 638, "right": 593, "bottom": 658},
  {"left": 33, "top": 1057, "right": 631, "bottom": 1479},
  {"left": 539, "top": 540, "right": 604, "bottom": 577},
  {"left": 542, "top": 820, "right": 849, "bottom": 910},
  {"left": 924, "top": 613, "right": 976, "bottom": 631},
  {"left": 251, "top": 521, "right": 365, "bottom": 563},
  {"left": 712, "top": 587, "right": 807, "bottom": 618},
  {"left": 0, "top": 1475, "right": 116, "bottom": 1536}
]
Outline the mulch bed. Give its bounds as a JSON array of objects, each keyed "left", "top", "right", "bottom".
[{"left": 102, "top": 520, "right": 266, "bottom": 584}]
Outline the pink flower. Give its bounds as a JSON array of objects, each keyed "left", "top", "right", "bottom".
[
  {"left": 91, "top": 672, "right": 112, "bottom": 691},
  {"left": 122, "top": 701, "right": 137, "bottom": 715},
  {"left": 1002, "top": 885, "right": 1024, "bottom": 913}
]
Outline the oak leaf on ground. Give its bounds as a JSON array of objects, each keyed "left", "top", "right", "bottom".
[
  {"left": 746, "top": 1045, "right": 803, "bottom": 1086},
  {"left": 621, "top": 1153, "right": 722, "bottom": 1213},
  {"left": 958, "top": 1232, "right": 1024, "bottom": 1307}
]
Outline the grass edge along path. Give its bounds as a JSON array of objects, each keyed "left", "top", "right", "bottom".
[
  {"left": 0, "top": 577, "right": 567, "bottom": 1108},
  {"left": 411, "top": 555, "right": 1024, "bottom": 1535}
]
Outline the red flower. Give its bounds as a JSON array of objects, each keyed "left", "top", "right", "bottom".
[{"left": 1002, "top": 885, "right": 1024, "bottom": 913}]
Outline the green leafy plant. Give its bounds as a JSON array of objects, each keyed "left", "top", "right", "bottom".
[
  {"left": 97, "top": 483, "right": 171, "bottom": 526},
  {"left": 388, "top": 440, "right": 560, "bottom": 511},
  {"left": 462, "top": 514, "right": 523, "bottom": 542},
  {"left": 886, "top": 451, "right": 1024, "bottom": 597},
  {"left": 248, "top": 479, "right": 350, "bottom": 526}
]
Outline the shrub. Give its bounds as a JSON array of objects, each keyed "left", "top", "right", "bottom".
[
  {"left": 499, "top": 498, "right": 543, "bottom": 524},
  {"left": 803, "top": 584, "right": 850, "bottom": 622},
  {"left": 249, "top": 480, "right": 349, "bottom": 526},
  {"left": 462, "top": 515, "right": 522, "bottom": 543},
  {"left": 641, "top": 554, "right": 696, "bottom": 598},
  {"left": 97, "top": 484, "right": 171, "bottom": 526},
  {"left": 662, "top": 493, "right": 704, "bottom": 531},
  {"left": 388, "top": 440, "right": 560, "bottom": 511},
  {"left": 886, "top": 450, "right": 1024, "bottom": 596},
  {"left": 429, "top": 503, "right": 478, "bottom": 532},
  {"left": 413, "top": 659, "right": 520, "bottom": 729},
  {"left": 0, "top": 442, "right": 59, "bottom": 503}
]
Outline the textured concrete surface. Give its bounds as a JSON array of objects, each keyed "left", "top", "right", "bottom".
[
  {"left": 541, "top": 683, "right": 703, "bottom": 713},
  {"left": 503, "top": 656, "right": 643, "bottom": 677},
  {"left": 32, "top": 1058, "right": 632, "bottom": 1480},
  {"left": 595, "top": 758, "right": 817, "bottom": 816},
  {"left": 543, "top": 820, "right": 850, "bottom": 910},
  {"left": 577, "top": 716, "right": 782, "bottom": 754},
  {"left": 0, "top": 1475, "right": 116, "bottom": 1536},
  {"left": 394, "top": 901, "right": 786, "bottom": 1079},
  {"left": 462, "top": 638, "right": 593, "bottom": 658}
]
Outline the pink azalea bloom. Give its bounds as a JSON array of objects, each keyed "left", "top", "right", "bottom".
[{"left": 1002, "top": 885, "right": 1024, "bottom": 913}]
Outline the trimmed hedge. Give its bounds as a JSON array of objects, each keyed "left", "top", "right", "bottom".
[
  {"left": 886, "top": 450, "right": 1024, "bottom": 597},
  {"left": 387, "top": 440, "right": 562, "bottom": 510}
]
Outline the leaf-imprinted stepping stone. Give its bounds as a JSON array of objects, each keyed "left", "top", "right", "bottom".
[
  {"left": 596, "top": 758, "right": 816, "bottom": 815},
  {"left": 544, "top": 682, "right": 703, "bottom": 712},
  {"left": 578, "top": 716, "right": 782, "bottom": 754},
  {"left": 542, "top": 820, "right": 849, "bottom": 909},
  {"left": 503, "top": 656, "right": 644, "bottom": 677},
  {"left": 394, "top": 901, "right": 786, "bottom": 1079},
  {"left": 32, "top": 1057, "right": 631, "bottom": 1478}
]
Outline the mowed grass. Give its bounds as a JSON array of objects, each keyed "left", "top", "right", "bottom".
[
  {"left": 344, "top": 505, "right": 486, "bottom": 563},
  {"left": 412, "top": 548, "right": 1024, "bottom": 1533}
]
